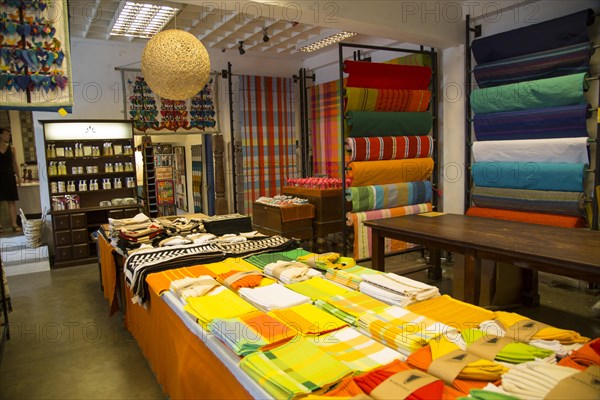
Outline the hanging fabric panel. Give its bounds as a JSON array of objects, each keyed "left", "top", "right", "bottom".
[
  {"left": 473, "top": 104, "right": 590, "bottom": 141},
  {"left": 344, "top": 61, "right": 432, "bottom": 90},
  {"left": 347, "top": 181, "right": 433, "bottom": 212},
  {"left": 346, "top": 111, "right": 433, "bottom": 137},
  {"left": 471, "top": 9, "right": 594, "bottom": 64},
  {"left": 466, "top": 206, "right": 587, "bottom": 228},
  {"left": 470, "top": 72, "right": 589, "bottom": 114},
  {"left": 472, "top": 137, "right": 589, "bottom": 164},
  {"left": 347, "top": 203, "right": 432, "bottom": 260},
  {"left": 474, "top": 42, "right": 592, "bottom": 88},
  {"left": 472, "top": 162, "right": 586, "bottom": 192},
  {"left": 347, "top": 158, "right": 434, "bottom": 187},
  {"left": 471, "top": 186, "right": 585, "bottom": 216},
  {"left": 345, "top": 136, "right": 433, "bottom": 161},
  {"left": 310, "top": 80, "right": 341, "bottom": 178},
  {"left": 345, "top": 87, "right": 431, "bottom": 112},
  {"left": 239, "top": 75, "right": 298, "bottom": 214}
]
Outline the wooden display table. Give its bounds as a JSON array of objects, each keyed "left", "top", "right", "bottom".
[
  {"left": 364, "top": 213, "right": 600, "bottom": 306},
  {"left": 252, "top": 202, "right": 314, "bottom": 240},
  {"left": 282, "top": 186, "right": 347, "bottom": 251}
]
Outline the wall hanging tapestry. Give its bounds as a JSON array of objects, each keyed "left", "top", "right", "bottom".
[
  {"left": 0, "top": 0, "right": 73, "bottom": 112},
  {"left": 239, "top": 75, "right": 298, "bottom": 214},
  {"left": 310, "top": 79, "right": 342, "bottom": 178},
  {"left": 122, "top": 70, "right": 219, "bottom": 133}
]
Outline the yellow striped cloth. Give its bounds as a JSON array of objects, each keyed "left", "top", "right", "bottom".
[
  {"left": 285, "top": 277, "right": 352, "bottom": 301},
  {"left": 494, "top": 311, "right": 589, "bottom": 344},
  {"left": 314, "top": 291, "right": 388, "bottom": 326},
  {"left": 309, "top": 326, "right": 404, "bottom": 372},
  {"left": 269, "top": 303, "right": 348, "bottom": 336},
  {"left": 358, "top": 305, "right": 453, "bottom": 355},
  {"left": 184, "top": 288, "right": 257, "bottom": 329},
  {"left": 324, "top": 265, "right": 382, "bottom": 291},
  {"left": 406, "top": 295, "right": 495, "bottom": 331},
  {"left": 239, "top": 337, "right": 354, "bottom": 399}
]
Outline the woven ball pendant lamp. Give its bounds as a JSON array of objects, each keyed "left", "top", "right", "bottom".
[{"left": 141, "top": 29, "right": 211, "bottom": 100}]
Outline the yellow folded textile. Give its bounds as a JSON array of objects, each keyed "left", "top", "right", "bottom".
[
  {"left": 223, "top": 256, "right": 268, "bottom": 272},
  {"left": 347, "top": 158, "right": 434, "bottom": 187},
  {"left": 406, "top": 295, "right": 495, "bottom": 332},
  {"left": 184, "top": 288, "right": 258, "bottom": 329},
  {"left": 285, "top": 277, "right": 352, "bottom": 301},
  {"left": 494, "top": 311, "right": 589, "bottom": 344},
  {"left": 315, "top": 292, "right": 389, "bottom": 326},
  {"left": 270, "top": 303, "right": 348, "bottom": 336},
  {"left": 297, "top": 252, "right": 342, "bottom": 270},
  {"left": 430, "top": 335, "right": 507, "bottom": 381}
]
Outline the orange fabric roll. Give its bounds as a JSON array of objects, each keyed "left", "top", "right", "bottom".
[
  {"left": 558, "top": 338, "right": 600, "bottom": 371},
  {"left": 407, "top": 345, "right": 490, "bottom": 395},
  {"left": 466, "top": 206, "right": 587, "bottom": 228},
  {"left": 347, "top": 158, "right": 434, "bottom": 187}
]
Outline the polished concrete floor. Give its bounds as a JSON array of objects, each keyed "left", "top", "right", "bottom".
[{"left": 1, "top": 256, "right": 599, "bottom": 399}]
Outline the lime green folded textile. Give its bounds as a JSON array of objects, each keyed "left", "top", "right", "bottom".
[
  {"left": 239, "top": 337, "right": 353, "bottom": 399},
  {"left": 462, "top": 329, "right": 554, "bottom": 364}
]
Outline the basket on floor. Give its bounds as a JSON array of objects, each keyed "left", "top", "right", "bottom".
[{"left": 19, "top": 208, "right": 46, "bottom": 248}]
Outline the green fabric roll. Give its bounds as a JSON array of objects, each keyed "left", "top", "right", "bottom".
[
  {"left": 346, "top": 111, "right": 432, "bottom": 137},
  {"left": 470, "top": 72, "right": 588, "bottom": 114}
]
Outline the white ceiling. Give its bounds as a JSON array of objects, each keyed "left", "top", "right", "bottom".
[{"left": 68, "top": 0, "right": 366, "bottom": 58}]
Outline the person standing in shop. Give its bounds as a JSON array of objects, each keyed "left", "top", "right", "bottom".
[{"left": 0, "top": 128, "right": 21, "bottom": 232}]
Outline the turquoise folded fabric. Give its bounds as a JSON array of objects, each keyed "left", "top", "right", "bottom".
[
  {"left": 472, "top": 162, "right": 586, "bottom": 192},
  {"left": 470, "top": 72, "right": 588, "bottom": 114}
]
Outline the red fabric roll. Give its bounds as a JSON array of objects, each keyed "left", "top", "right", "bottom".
[
  {"left": 344, "top": 60, "right": 432, "bottom": 90},
  {"left": 465, "top": 206, "right": 587, "bottom": 228},
  {"left": 345, "top": 136, "right": 433, "bottom": 161}
]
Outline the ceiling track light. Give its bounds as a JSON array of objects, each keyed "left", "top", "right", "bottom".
[
  {"left": 263, "top": 28, "right": 269, "bottom": 43},
  {"left": 238, "top": 41, "right": 245, "bottom": 55}
]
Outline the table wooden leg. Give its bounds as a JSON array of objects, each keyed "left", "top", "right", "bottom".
[
  {"left": 371, "top": 229, "right": 385, "bottom": 272},
  {"left": 427, "top": 248, "right": 442, "bottom": 281},
  {"left": 521, "top": 269, "right": 540, "bottom": 307},
  {"left": 464, "top": 250, "right": 481, "bottom": 305}
]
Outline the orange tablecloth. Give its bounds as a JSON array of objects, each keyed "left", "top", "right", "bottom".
[{"left": 98, "top": 233, "right": 119, "bottom": 316}]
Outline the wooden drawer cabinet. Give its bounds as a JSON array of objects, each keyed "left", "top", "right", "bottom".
[
  {"left": 54, "top": 231, "right": 71, "bottom": 246},
  {"left": 71, "top": 229, "right": 88, "bottom": 244},
  {"left": 252, "top": 202, "right": 313, "bottom": 240},
  {"left": 54, "top": 245, "right": 73, "bottom": 262},
  {"left": 70, "top": 213, "right": 87, "bottom": 229},
  {"left": 72, "top": 244, "right": 90, "bottom": 259},
  {"left": 53, "top": 214, "right": 70, "bottom": 231},
  {"left": 108, "top": 210, "right": 124, "bottom": 220}
]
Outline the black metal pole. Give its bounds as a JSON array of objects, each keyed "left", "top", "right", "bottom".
[
  {"left": 226, "top": 62, "right": 237, "bottom": 213},
  {"left": 465, "top": 15, "right": 473, "bottom": 213}
]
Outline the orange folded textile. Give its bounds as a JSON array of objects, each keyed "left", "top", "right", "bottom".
[
  {"left": 406, "top": 295, "right": 495, "bottom": 331},
  {"left": 216, "top": 270, "right": 264, "bottom": 291},
  {"left": 558, "top": 338, "right": 600, "bottom": 371},
  {"left": 352, "top": 359, "right": 464, "bottom": 400},
  {"left": 466, "top": 206, "right": 587, "bottom": 228},
  {"left": 146, "top": 264, "right": 216, "bottom": 296},
  {"left": 348, "top": 158, "right": 434, "bottom": 187},
  {"left": 321, "top": 376, "right": 367, "bottom": 397},
  {"left": 407, "top": 345, "right": 490, "bottom": 395}
]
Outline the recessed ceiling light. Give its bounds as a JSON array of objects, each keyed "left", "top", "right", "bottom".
[
  {"left": 110, "top": 1, "right": 179, "bottom": 39},
  {"left": 298, "top": 31, "right": 357, "bottom": 53}
]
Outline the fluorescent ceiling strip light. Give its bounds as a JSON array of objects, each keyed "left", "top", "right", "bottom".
[
  {"left": 299, "top": 31, "right": 357, "bottom": 52},
  {"left": 110, "top": 1, "right": 179, "bottom": 39}
]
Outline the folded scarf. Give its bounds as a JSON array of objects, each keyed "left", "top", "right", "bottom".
[
  {"left": 359, "top": 273, "right": 439, "bottom": 307},
  {"left": 315, "top": 291, "right": 389, "bottom": 326},
  {"left": 184, "top": 288, "right": 258, "bottom": 328},
  {"left": 264, "top": 260, "right": 322, "bottom": 284},
  {"left": 216, "top": 269, "right": 266, "bottom": 291},
  {"left": 269, "top": 303, "right": 348, "bottom": 336},
  {"left": 494, "top": 311, "right": 589, "bottom": 344},
  {"left": 238, "top": 283, "right": 311, "bottom": 311},
  {"left": 498, "top": 361, "right": 581, "bottom": 398},
  {"left": 406, "top": 295, "right": 495, "bottom": 331}
]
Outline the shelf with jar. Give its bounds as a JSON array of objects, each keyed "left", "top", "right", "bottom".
[{"left": 41, "top": 120, "right": 139, "bottom": 268}]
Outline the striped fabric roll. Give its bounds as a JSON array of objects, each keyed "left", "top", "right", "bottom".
[
  {"left": 471, "top": 186, "right": 585, "bottom": 216},
  {"left": 470, "top": 72, "right": 588, "bottom": 115},
  {"left": 474, "top": 42, "right": 592, "bottom": 88},
  {"left": 347, "top": 203, "right": 432, "bottom": 260},
  {"left": 345, "top": 87, "right": 431, "bottom": 112},
  {"left": 472, "top": 162, "right": 586, "bottom": 192},
  {"left": 345, "top": 136, "right": 433, "bottom": 161},
  {"left": 473, "top": 104, "right": 590, "bottom": 141},
  {"left": 347, "top": 181, "right": 432, "bottom": 212}
]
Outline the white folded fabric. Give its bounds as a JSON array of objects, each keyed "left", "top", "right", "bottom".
[
  {"left": 264, "top": 261, "right": 322, "bottom": 284},
  {"left": 360, "top": 273, "right": 439, "bottom": 306},
  {"left": 186, "top": 233, "right": 217, "bottom": 244},
  {"left": 472, "top": 137, "right": 589, "bottom": 164},
  {"left": 169, "top": 275, "right": 222, "bottom": 304},
  {"left": 500, "top": 361, "right": 579, "bottom": 398},
  {"left": 238, "top": 284, "right": 311, "bottom": 311},
  {"left": 109, "top": 212, "right": 150, "bottom": 227}
]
